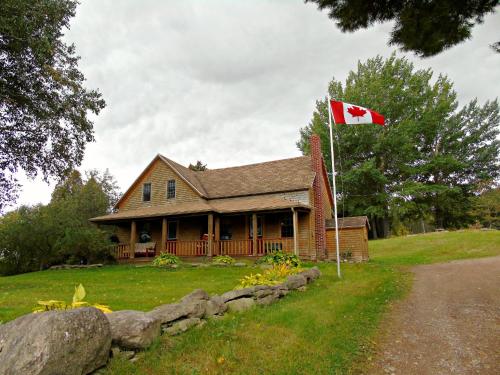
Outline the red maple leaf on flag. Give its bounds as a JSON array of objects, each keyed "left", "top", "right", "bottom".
[{"left": 347, "top": 105, "right": 367, "bottom": 118}]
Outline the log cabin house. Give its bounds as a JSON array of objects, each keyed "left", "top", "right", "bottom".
[{"left": 90, "top": 135, "right": 367, "bottom": 261}]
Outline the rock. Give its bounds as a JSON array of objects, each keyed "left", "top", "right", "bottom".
[
  {"left": 271, "top": 284, "right": 289, "bottom": 297},
  {"left": 233, "top": 262, "right": 247, "bottom": 267},
  {"left": 107, "top": 310, "right": 161, "bottom": 350},
  {"left": 226, "top": 298, "right": 255, "bottom": 312},
  {"left": 204, "top": 295, "right": 227, "bottom": 318},
  {"left": 148, "top": 303, "right": 189, "bottom": 324},
  {"left": 300, "top": 267, "right": 321, "bottom": 283},
  {"left": 284, "top": 274, "right": 307, "bottom": 290},
  {"left": 148, "top": 298, "right": 206, "bottom": 323},
  {"left": 297, "top": 286, "right": 307, "bottom": 292},
  {"left": 180, "top": 289, "right": 209, "bottom": 303},
  {"left": 220, "top": 287, "right": 256, "bottom": 302},
  {"left": 254, "top": 288, "right": 274, "bottom": 298},
  {"left": 164, "top": 318, "right": 201, "bottom": 336},
  {"left": 111, "top": 346, "right": 121, "bottom": 358},
  {"left": 256, "top": 293, "right": 279, "bottom": 306},
  {"left": 0, "top": 307, "right": 111, "bottom": 375},
  {"left": 182, "top": 299, "right": 207, "bottom": 318},
  {"left": 122, "top": 351, "right": 135, "bottom": 360}
]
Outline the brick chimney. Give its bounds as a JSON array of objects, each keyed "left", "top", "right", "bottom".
[{"left": 310, "top": 134, "right": 327, "bottom": 259}]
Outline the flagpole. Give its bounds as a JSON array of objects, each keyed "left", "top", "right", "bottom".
[{"left": 327, "top": 94, "right": 341, "bottom": 278}]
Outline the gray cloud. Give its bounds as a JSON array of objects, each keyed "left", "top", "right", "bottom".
[{"left": 14, "top": 0, "right": 500, "bottom": 208}]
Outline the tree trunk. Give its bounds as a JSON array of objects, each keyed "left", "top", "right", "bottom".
[{"left": 371, "top": 217, "right": 378, "bottom": 239}]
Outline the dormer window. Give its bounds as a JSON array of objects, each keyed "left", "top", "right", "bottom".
[
  {"left": 167, "top": 179, "right": 176, "bottom": 199},
  {"left": 143, "top": 183, "right": 151, "bottom": 202}
]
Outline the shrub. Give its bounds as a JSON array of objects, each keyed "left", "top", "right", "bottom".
[
  {"left": 238, "top": 264, "right": 300, "bottom": 288},
  {"left": 212, "top": 255, "right": 235, "bottom": 265},
  {"left": 33, "top": 284, "right": 111, "bottom": 314},
  {"left": 257, "top": 250, "right": 301, "bottom": 268},
  {"left": 152, "top": 252, "right": 180, "bottom": 267}
]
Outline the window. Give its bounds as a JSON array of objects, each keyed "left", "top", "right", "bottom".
[
  {"left": 280, "top": 215, "right": 294, "bottom": 238},
  {"left": 167, "top": 179, "right": 176, "bottom": 199},
  {"left": 143, "top": 183, "right": 151, "bottom": 202},
  {"left": 139, "top": 223, "right": 152, "bottom": 243},
  {"left": 167, "top": 221, "right": 177, "bottom": 240}
]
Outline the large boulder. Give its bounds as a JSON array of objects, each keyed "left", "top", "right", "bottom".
[
  {"left": 106, "top": 310, "right": 161, "bottom": 350},
  {"left": 284, "top": 274, "right": 307, "bottom": 290},
  {"left": 0, "top": 307, "right": 111, "bottom": 375},
  {"left": 226, "top": 298, "right": 255, "bottom": 312}
]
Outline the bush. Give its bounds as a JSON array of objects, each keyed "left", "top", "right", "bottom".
[
  {"left": 257, "top": 250, "right": 301, "bottom": 268},
  {"left": 152, "top": 252, "right": 180, "bottom": 267},
  {"left": 212, "top": 255, "right": 235, "bottom": 265},
  {"left": 238, "top": 264, "right": 300, "bottom": 288},
  {"left": 33, "top": 284, "right": 111, "bottom": 314}
]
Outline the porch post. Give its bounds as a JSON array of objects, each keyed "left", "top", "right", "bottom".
[
  {"left": 252, "top": 213, "right": 258, "bottom": 256},
  {"left": 207, "top": 213, "right": 214, "bottom": 257},
  {"left": 214, "top": 215, "right": 220, "bottom": 256},
  {"left": 292, "top": 209, "right": 299, "bottom": 256},
  {"left": 130, "top": 220, "right": 136, "bottom": 259},
  {"left": 161, "top": 217, "right": 167, "bottom": 252}
]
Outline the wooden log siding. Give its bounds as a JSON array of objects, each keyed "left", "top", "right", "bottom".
[
  {"left": 119, "top": 158, "right": 203, "bottom": 211},
  {"left": 325, "top": 226, "right": 369, "bottom": 261}
]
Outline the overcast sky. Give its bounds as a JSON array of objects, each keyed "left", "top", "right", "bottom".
[{"left": 13, "top": 0, "right": 500, "bottom": 209}]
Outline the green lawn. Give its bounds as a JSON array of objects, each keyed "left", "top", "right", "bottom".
[
  {"left": 370, "top": 229, "right": 500, "bottom": 265},
  {"left": 0, "top": 265, "right": 259, "bottom": 323},
  {"left": 104, "top": 263, "right": 408, "bottom": 375},
  {"left": 1, "top": 229, "right": 499, "bottom": 374}
]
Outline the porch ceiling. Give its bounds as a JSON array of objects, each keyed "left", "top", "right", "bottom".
[{"left": 90, "top": 195, "right": 310, "bottom": 223}]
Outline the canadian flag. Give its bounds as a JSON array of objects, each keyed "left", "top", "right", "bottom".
[{"left": 330, "top": 100, "right": 385, "bottom": 126}]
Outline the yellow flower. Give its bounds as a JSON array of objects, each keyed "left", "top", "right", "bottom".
[{"left": 217, "top": 356, "right": 225, "bottom": 365}]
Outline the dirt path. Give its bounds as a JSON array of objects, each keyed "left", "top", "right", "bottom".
[{"left": 368, "top": 256, "right": 500, "bottom": 375}]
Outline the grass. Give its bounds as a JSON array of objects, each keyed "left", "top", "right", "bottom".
[
  {"left": 1, "top": 229, "right": 498, "bottom": 374},
  {"left": 370, "top": 229, "right": 500, "bottom": 266},
  {"left": 103, "top": 263, "right": 409, "bottom": 375},
  {"left": 0, "top": 265, "right": 259, "bottom": 323}
]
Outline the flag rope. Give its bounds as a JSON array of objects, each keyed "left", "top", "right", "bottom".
[{"left": 327, "top": 94, "right": 341, "bottom": 278}]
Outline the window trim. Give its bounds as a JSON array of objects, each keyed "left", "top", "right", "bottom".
[
  {"left": 167, "top": 179, "right": 176, "bottom": 199},
  {"left": 142, "top": 182, "right": 152, "bottom": 202}
]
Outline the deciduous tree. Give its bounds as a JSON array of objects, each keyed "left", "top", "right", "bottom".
[
  {"left": 297, "top": 54, "right": 500, "bottom": 236},
  {"left": 0, "top": 0, "right": 106, "bottom": 211}
]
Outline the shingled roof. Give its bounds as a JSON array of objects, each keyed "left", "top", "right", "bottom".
[
  {"left": 91, "top": 195, "right": 310, "bottom": 223},
  {"left": 194, "top": 156, "right": 315, "bottom": 198},
  {"left": 325, "top": 216, "right": 370, "bottom": 229}
]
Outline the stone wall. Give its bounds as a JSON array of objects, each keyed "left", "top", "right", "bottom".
[{"left": 0, "top": 267, "right": 321, "bottom": 375}]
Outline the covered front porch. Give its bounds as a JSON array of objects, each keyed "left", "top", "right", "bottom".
[{"left": 109, "top": 209, "right": 310, "bottom": 261}]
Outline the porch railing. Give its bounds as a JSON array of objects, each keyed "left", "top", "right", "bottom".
[
  {"left": 113, "top": 238, "right": 295, "bottom": 260},
  {"left": 216, "top": 239, "right": 253, "bottom": 256},
  {"left": 111, "top": 243, "right": 131, "bottom": 259},
  {"left": 166, "top": 240, "right": 208, "bottom": 256}
]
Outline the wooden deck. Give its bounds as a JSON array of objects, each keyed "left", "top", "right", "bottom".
[{"left": 112, "top": 238, "right": 294, "bottom": 260}]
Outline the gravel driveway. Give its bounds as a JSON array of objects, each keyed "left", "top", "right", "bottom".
[{"left": 369, "top": 256, "right": 500, "bottom": 375}]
